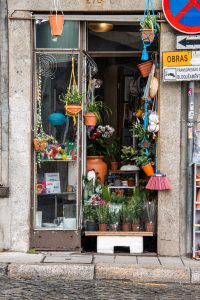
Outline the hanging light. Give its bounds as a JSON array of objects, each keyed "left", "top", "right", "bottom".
[{"left": 88, "top": 22, "right": 113, "bottom": 33}]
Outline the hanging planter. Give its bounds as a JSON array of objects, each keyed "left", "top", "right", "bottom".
[
  {"left": 59, "top": 56, "right": 82, "bottom": 125},
  {"left": 48, "top": 0, "right": 64, "bottom": 37},
  {"left": 137, "top": 60, "right": 152, "bottom": 78},
  {"left": 142, "top": 162, "right": 154, "bottom": 177},
  {"left": 84, "top": 112, "right": 97, "bottom": 126}
]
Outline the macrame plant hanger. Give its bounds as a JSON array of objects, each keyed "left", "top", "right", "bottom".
[{"left": 141, "top": 0, "right": 157, "bottom": 61}]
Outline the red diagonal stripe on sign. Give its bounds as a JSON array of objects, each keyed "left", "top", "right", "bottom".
[{"left": 175, "top": 2, "right": 193, "bottom": 21}]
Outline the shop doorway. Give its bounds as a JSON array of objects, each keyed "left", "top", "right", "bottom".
[{"left": 83, "top": 22, "right": 158, "bottom": 253}]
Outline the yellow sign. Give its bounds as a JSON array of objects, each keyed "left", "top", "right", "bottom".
[{"left": 163, "top": 51, "right": 192, "bottom": 67}]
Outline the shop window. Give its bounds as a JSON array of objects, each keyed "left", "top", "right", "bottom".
[{"left": 36, "top": 20, "right": 79, "bottom": 49}]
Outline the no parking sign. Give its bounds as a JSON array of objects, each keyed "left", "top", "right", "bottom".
[{"left": 163, "top": 0, "right": 200, "bottom": 34}]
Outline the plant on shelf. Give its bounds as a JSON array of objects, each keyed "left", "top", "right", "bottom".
[
  {"left": 120, "top": 203, "right": 130, "bottom": 231},
  {"left": 109, "top": 210, "right": 119, "bottom": 231},
  {"left": 107, "top": 139, "right": 121, "bottom": 171},
  {"left": 96, "top": 201, "right": 109, "bottom": 231},
  {"left": 135, "top": 149, "right": 154, "bottom": 177},
  {"left": 110, "top": 191, "right": 126, "bottom": 204},
  {"left": 129, "top": 187, "right": 144, "bottom": 231},
  {"left": 83, "top": 204, "right": 98, "bottom": 231},
  {"left": 48, "top": 0, "right": 64, "bottom": 37},
  {"left": 145, "top": 199, "right": 157, "bottom": 232},
  {"left": 121, "top": 146, "right": 138, "bottom": 165},
  {"left": 83, "top": 169, "right": 102, "bottom": 203},
  {"left": 59, "top": 56, "right": 82, "bottom": 124},
  {"left": 131, "top": 122, "right": 151, "bottom": 143},
  {"left": 84, "top": 99, "right": 112, "bottom": 126}
]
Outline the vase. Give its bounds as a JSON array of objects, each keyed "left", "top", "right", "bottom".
[
  {"left": 48, "top": 14, "right": 64, "bottom": 36},
  {"left": 145, "top": 222, "right": 155, "bottom": 232},
  {"left": 122, "top": 223, "right": 130, "bottom": 231},
  {"left": 137, "top": 60, "right": 152, "bottom": 78},
  {"left": 86, "top": 156, "right": 107, "bottom": 184},
  {"left": 84, "top": 113, "right": 97, "bottom": 126},
  {"left": 142, "top": 163, "right": 154, "bottom": 177},
  {"left": 110, "top": 161, "right": 118, "bottom": 172},
  {"left": 99, "top": 224, "right": 107, "bottom": 231},
  {"left": 131, "top": 224, "right": 140, "bottom": 232}
]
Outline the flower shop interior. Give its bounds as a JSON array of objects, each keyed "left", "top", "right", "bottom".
[{"left": 32, "top": 14, "right": 166, "bottom": 255}]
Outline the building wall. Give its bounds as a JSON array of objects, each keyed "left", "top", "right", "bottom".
[{"left": 2, "top": 0, "right": 186, "bottom": 254}]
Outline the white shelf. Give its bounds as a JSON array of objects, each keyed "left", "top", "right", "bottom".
[{"left": 108, "top": 186, "right": 136, "bottom": 189}]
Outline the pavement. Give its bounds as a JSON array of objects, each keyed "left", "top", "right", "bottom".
[{"left": 0, "top": 252, "right": 200, "bottom": 284}]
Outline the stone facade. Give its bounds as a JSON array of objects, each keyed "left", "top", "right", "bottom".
[{"left": 0, "top": 0, "right": 186, "bottom": 255}]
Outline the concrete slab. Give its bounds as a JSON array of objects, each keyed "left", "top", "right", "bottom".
[
  {"left": 159, "top": 257, "right": 184, "bottom": 267},
  {"left": 95, "top": 264, "right": 190, "bottom": 283},
  {"left": 115, "top": 256, "right": 137, "bottom": 265},
  {"left": 42, "top": 251, "right": 80, "bottom": 256},
  {"left": 182, "top": 257, "right": 200, "bottom": 267},
  {"left": 137, "top": 256, "right": 160, "bottom": 265},
  {"left": 44, "top": 255, "right": 92, "bottom": 264},
  {"left": 8, "top": 264, "right": 94, "bottom": 280},
  {"left": 94, "top": 255, "right": 115, "bottom": 264},
  {"left": 191, "top": 267, "right": 200, "bottom": 283},
  {"left": 0, "top": 253, "right": 44, "bottom": 263}
]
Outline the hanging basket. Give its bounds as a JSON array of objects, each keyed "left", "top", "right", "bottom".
[
  {"left": 33, "top": 138, "right": 47, "bottom": 152},
  {"left": 137, "top": 60, "right": 152, "bottom": 78},
  {"left": 48, "top": 14, "right": 64, "bottom": 36},
  {"left": 141, "top": 28, "right": 155, "bottom": 43},
  {"left": 84, "top": 112, "right": 97, "bottom": 126},
  {"left": 65, "top": 104, "right": 82, "bottom": 116}
]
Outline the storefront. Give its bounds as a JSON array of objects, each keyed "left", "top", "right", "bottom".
[{"left": 0, "top": 0, "right": 188, "bottom": 256}]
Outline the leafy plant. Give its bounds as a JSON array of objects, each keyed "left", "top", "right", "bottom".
[
  {"left": 129, "top": 188, "right": 144, "bottom": 224},
  {"left": 85, "top": 100, "right": 112, "bottom": 124},
  {"left": 96, "top": 203, "right": 109, "bottom": 224},
  {"left": 131, "top": 123, "right": 151, "bottom": 142},
  {"left": 83, "top": 204, "right": 97, "bottom": 223},
  {"left": 120, "top": 204, "right": 130, "bottom": 223},
  {"left": 109, "top": 210, "right": 119, "bottom": 224},
  {"left": 135, "top": 149, "right": 152, "bottom": 167},
  {"left": 121, "top": 146, "right": 138, "bottom": 164},
  {"left": 59, "top": 86, "right": 82, "bottom": 105},
  {"left": 101, "top": 186, "right": 111, "bottom": 203},
  {"left": 107, "top": 139, "right": 121, "bottom": 162},
  {"left": 110, "top": 191, "right": 126, "bottom": 204},
  {"left": 140, "top": 10, "right": 160, "bottom": 32}
]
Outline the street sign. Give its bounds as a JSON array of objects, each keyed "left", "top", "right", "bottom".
[
  {"left": 163, "top": 50, "right": 200, "bottom": 81},
  {"left": 162, "top": 0, "right": 200, "bottom": 34},
  {"left": 177, "top": 35, "right": 200, "bottom": 50}
]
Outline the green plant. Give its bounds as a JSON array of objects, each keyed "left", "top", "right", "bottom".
[
  {"left": 83, "top": 204, "right": 97, "bottom": 223},
  {"left": 101, "top": 186, "right": 111, "bottom": 203},
  {"left": 140, "top": 10, "right": 160, "bottom": 32},
  {"left": 59, "top": 87, "right": 82, "bottom": 105},
  {"left": 109, "top": 210, "right": 119, "bottom": 224},
  {"left": 110, "top": 191, "right": 126, "bottom": 204},
  {"left": 96, "top": 203, "right": 109, "bottom": 224},
  {"left": 85, "top": 100, "right": 111, "bottom": 124},
  {"left": 145, "top": 199, "right": 157, "bottom": 223},
  {"left": 135, "top": 149, "right": 152, "bottom": 167},
  {"left": 107, "top": 139, "right": 121, "bottom": 162},
  {"left": 131, "top": 123, "right": 151, "bottom": 142},
  {"left": 129, "top": 188, "right": 144, "bottom": 224},
  {"left": 120, "top": 203, "right": 130, "bottom": 223},
  {"left": 121, "top": 146, "right": 138, "bottom": 164}
]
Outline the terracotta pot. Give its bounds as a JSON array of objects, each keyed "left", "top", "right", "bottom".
[
  {"left": 48, "top": 15, "right": 64, "bottom": 36},
  {"left": 122, "top": 223, "right": 130, "bottom": 231},
  {"left": 109, "top": 224, "right": 118, "bottom": 231},
  {"left": 145, "top": 222, "right": 155, "bottom": 232},
  {"left": 197, "top": 250, "right": 200, "bottom": 257},
  {"left": 110, "top": 161, "right": 118, "bottom": 172},
  {"left": 65, "top": 104, "right": 82, "bottom": 116},
  {"left": 87, "top": 156, "right": 107, "bottom": 184},
  {"left": 142, "top": 163, "right": 154, "bottom": 177},
  {"left": 99, "top": 224, "right": 107, "bottom": 231},
  {"left": 198, "top": 242, "right": 200, "bottom": 249},
  {"left": 33, "top": 138, "right": 47, "bottom": 152},
  {"left": 131, "top": 224, "right": 140, "bottom": 232},
  {"left": 128, "top": 179, "right": 135, "bottom": 187},
  {"left": 197, "top": 190, "right": 200, "bottom": 208},
  {"left": 84, "top": 113, "right": 97, "bottom": 126},
  {"left": 137, "top": 60, "right": 153, "bottom": 78},
  {"left": 141, "top": 28, "right": 155, "bottom": 43}
]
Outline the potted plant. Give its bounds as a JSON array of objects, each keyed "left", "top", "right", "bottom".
[
  {"left": 107, "top": 140, "right": 121, "bottom": 171},
  {"left": 120, "top": 203, "right": 130, "bottom": 231},
  {"left": 109, "top": 210, "right": 119, "bottom": 231},
  {"left": 96, "top": 201, "right": 109, "bottom": 231},
  {"left": 135, "top": 150, "right": 154, "bottom": 177},
  {"left": 59, "top": 56, "right": 82, "bottom": 122},
  {"left": 48, "top": 0, "right": 64, "bottom": 37},
  {"left": 121, "top": 146, "right": 138, "bottom": 165},
  {"left": 84, "top": 100, "right": 111, "bottom": 126},
  {"left": 129, "top": 188, "right": 144, "bottom": 231},
  {"left": 83, "top": 204, "right": 98, "bottom": 231},
  {"left": 140, "top": 8, "right": 160, "bottom": 43},
  {"left": 145, "top": 199, "right": 157, "bottom": 232}
]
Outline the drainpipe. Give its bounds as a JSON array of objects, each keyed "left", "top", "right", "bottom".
[{"left": 186, "top": 82, "right": 195, "bottom": 255}]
